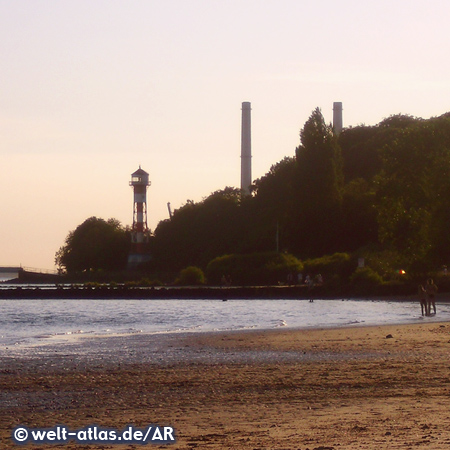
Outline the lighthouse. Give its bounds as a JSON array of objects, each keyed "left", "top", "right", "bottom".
[{"left": 128, "top": 166, "right": 151, "bottom": 269}]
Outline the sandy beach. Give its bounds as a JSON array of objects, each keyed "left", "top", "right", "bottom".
[{"left": 2, "top": 321, "right": 450, "bottom": 449}]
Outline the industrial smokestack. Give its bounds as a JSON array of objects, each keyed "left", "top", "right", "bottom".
[
  {"left": 241, "top": 101, "right": 252, "bottom": 195},
  {"left": 333, "top": 102, "right": 343, "bottom": 136}
]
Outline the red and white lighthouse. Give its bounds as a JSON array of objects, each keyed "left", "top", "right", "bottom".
[{"left": 128, "top": 166, "right": 151, "bottom": 268}]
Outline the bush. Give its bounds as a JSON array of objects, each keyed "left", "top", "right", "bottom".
[
  {"left": 139, "top": 278, "right": 163, "bottom": 287},
  {"left": 350, "top": 267, "right": 383, "bottom": 287},
  {"left": 175, "top": 266, "right": 206, "bottom": 286},
  {"left": 355, "top": 248, "right": 408, "bottom": 281},
  {"left": 206, "top": 252, "right": 303, "bottom": 286},
  {"left": 303, "top": 252, "right": 354, "bottom": 285},
  {"left": 407, "top": 259, "right": 434, "bottom": 281}
]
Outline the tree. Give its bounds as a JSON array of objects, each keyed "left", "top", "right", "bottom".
[
  {"left": 151, "top": 187, "right": 245, "bottom": 271},
  {"left": 289, "top": 108, "right": 344, "bottom": 257},
  {"left": 375, "top": 115, "right": 450, "bottom": 265},
  {"left": 55, "top": 217, "right": 130, "bottom": 273},
  {"left": 145, "top": 109, "right": 450, "bottom": 276},
  {"left": 251, "top": 157, "right": 297, "bottom": 252},
  {"left": 339, "top": 115, "right": 422, "bottom": 183},
  {"left": 175, "top": 266, "right": 206, "bottom": 285},
  {"left": 206, "top": 251, "right": 303, "bottom": 286},
  {"left": 339, "top": 124, "right": 382, "bottom": 182},
  {"left": 341, "top": 178, "right": 378, "bottom": 251}
]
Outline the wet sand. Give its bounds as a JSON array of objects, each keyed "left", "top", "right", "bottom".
[{"left": 2, "top": 321, "right": 450, "bottom": 449}]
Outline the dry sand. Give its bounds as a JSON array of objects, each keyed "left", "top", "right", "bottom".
[{"left": 2, "top": 321, "right": 450, "bottom": 449}]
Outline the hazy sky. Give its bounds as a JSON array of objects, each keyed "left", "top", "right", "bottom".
[{"left": 2, "top": 0, "right": 450, "bottom": 270}]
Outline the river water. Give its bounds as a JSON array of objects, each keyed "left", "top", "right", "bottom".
[{"left": 0, "top": 298, "right": 448, "bottom": 351}]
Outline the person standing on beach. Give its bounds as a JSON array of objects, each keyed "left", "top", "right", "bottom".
[
  {"left": 418, "top": 284, "right": 427, "bottom": 316},
  {"left": 307, "top": 275, "right": 315, "bottom": 302},
  {"left": 425, "top": 278, "right": 438, "bottom": 315}
]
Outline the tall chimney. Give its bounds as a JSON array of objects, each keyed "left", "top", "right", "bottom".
[
  {"left": 333, "top": 102, "right": 343, "bottom": 136},
  {"left": 241, "top": 101, "right": 252, "bottom": 195}
]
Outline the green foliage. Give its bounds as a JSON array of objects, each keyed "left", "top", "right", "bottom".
[
  {"left": 151, "top": 187, "right": 247, "bottom": 271},
  {"left": 407, "top": 259, "right": 432, "bottom": 280},
  {"left": 339, "top": 124, "right": 382, "bottom": 182},
  {"left": 290, "top": 108, "right": 344, "bottom": 257},
  {"left": 252, "top": 157, "right": 297, "bottom": 252},
  {"left": 296, "top": 108, "right": 344, "bottom": 205},
  {"left": 356, "top": 248, "right": 408, "bottom": 281},
  {"left": 175, "top": 266, "right": 206, "bottom": 286},
  {"left": 83, "top": 281, "right": 103, "bottom": 289},
  {"left": 303, "top": 252, "right": 354, "bottom": 284},
  {"left": 148, "top": 110, "right": 450, "bottom": 276},
  {"left": 375, "top": 115, "right": 450, "bottom": 264},
  {"left": 139, "top": 278, "right": 163, "bottom": 287},
  {"left": 55, "top": 217, "right": 130, "bottom": 274},
  {"left": 350, "top": 267, "right": 384, "bottom": 287},
  {"left": 56, "top": 111, "right": 450, "bottom": 282},
  {"left": 339, "top": 115, "right": 422, "bottom": 184},
  {"left": 206, "top": 252, "right": 303, "bottom": 286},
  {"left": 341, "top": 178, "right": 378, "bottom": 251}
]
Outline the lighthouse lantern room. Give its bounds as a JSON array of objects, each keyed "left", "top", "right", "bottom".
[{"left": 128, "top": 166, "right": 151, "bottom": 269}]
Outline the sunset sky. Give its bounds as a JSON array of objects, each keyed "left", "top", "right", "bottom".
[{"left": 2, "top": 0, "right": 450, "bottom": 270}]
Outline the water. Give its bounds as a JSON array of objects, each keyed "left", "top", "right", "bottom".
[
  {"left": 0, "top": 273, "right": 18, "bottom": 283},
  {"left": 0, "top": 298, "right": 448, "bottom": 350}
]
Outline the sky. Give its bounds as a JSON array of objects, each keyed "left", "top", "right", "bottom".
[{"left": 1, "top": 0, "right": 450, "bottom": 270}]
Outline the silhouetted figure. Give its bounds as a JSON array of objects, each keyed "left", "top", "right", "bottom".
[
  {"left": 418, "top": 284, "right": 427, "bottom": 316},
  {"left": 307, "top": 275, "right": 314, "bottom": 302},
  {"left": 425, "top": 278, "right": 438, "bottom": 315}
]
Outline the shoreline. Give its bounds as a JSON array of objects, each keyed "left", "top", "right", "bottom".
[
  {"left": 0, "top": 283, "right": 430, "bottom": 299},
  {"left": 3, "top": 310, "right": 450, "bottom": 354},
  {"left": 2, "top": 322, "right": 450, "bottom": 448},
  {"left": 3, "top": 318, "right": 450, "bottom": 369},
  {"left": 0, "top": 320, "right": 450, "bottom": 370},
  {"left": 2, "top": 299, "right": 450, "bottom": 359},
  {"left": 2, "top": 319, "right": 450, "bottom": 373}
]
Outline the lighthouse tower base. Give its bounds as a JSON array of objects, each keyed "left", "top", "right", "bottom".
[{"left": 127, "top": 253, "right": 152, "bottom": 270}]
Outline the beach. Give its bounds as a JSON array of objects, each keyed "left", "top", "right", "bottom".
[{"left": 2, "top": 321, "right": 450, "bottom": 449}]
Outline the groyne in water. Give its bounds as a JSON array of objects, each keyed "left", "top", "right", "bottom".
[
  {"left": 0, "top": 285, "right": 313, "bottom": 300},
  {"left": 0, "top": 283, "right": 419, "bottom": 300}
]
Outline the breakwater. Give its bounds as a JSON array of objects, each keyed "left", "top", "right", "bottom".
[
  {"left": 0, "top": 281, "right": 422, "bottom": 300},
  {"left": 0, "top": 285, "right": 313, "bottom": 300}
]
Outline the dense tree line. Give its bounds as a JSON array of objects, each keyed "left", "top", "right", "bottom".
[
  {"left": 55, "top": 217, "right": 130, "bottom": 274},
  {"left": 56, "top": 109, "right": 450, "bottom": 283},
  {"left": 149, "top": 109, "right": 450, "bottom": 277}
]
